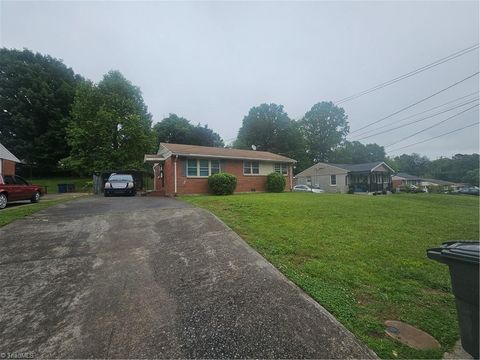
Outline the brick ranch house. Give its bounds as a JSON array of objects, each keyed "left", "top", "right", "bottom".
[
  {"left": 144, "top": 143, "right": 296, "bottom": 196},
  {"left": 0, "top": 142, "right": 20, "bottom": 176}
]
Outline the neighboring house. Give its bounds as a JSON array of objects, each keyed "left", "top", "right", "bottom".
[
  {"left": 295, "top": 161, "right": 394, "bottom": 193},
  {"left": 144, "top": 143, "right": 296, "bottom": 196},
  {"left": 391, "top": 173, "right": 423, "bottom": 189},
  {"left": 0, "top": 142, "right": 20, "bottom": 176},
  {"left": 420, "top": 178, "right": 455, "bottom": 192},
  {"left": 392, "top": 172, "right": 456, "bottom": 192}
]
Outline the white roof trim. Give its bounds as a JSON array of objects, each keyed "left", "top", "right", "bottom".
[
  {"left": 144, "top": 155, "right": 167, "bottom": 162},
  {"left": 0, "top": 143, "right": 20, "bottom": 163},
  {"left": 371, "top": 162, "right": 395, "bottom": 173}
]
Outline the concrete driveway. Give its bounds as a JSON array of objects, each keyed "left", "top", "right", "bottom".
[{"left": 0, "top": 196, "right": 376, "bottom": 359}]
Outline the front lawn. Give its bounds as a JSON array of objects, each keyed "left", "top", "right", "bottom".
[{"left": 182, "top": 193, "right": 479, "bottom": 359}]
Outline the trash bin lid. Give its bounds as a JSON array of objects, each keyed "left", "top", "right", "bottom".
[{"left": 436, "top": 241, "right": 480, "bottom": 264}]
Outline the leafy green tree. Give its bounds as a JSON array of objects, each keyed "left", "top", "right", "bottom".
[
  {"left": 234, "top": 103, "right": 307, "bottom": 171},
  {"left": 189, "top": 124, "right": 224, "bottom": 147},
  {"left": 153, "top": 114, "right": 224, "bottom": 147},
  {"left": 152, "top": 114, "right": 193, "bottom": 145},
  {"left": 462, "top": 168, "right": 479, "bottom": 186},
  {"left": 393, "top": 153, "right": 430, "bottom": 176},
  {"left": 330, "top": 141, "right": 386, "bottom": 163},
  {"left": 427, "top": 153, "right": 479, "bottom": 184},
  {"left": 63, "top": 71, "right": 155, "bottom": 174},
  {"left": 299, "top": 101, "right": 349, "bottom": 162},
  {"left": 234, "top": 103, "right": 292, "bottom": 152},
  {"left": 0, "top": 48, "right": 80, "bottom": 173}
]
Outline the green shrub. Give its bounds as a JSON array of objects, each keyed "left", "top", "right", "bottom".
[
  {"left": 266, "top": 172, "right": 286, "bottom": 193},
  {"left": 208, "top": 173, "right": 237, "bottom": 195},
  {"left": 347, "top": 185, "right": 355, "bottom": 194}
]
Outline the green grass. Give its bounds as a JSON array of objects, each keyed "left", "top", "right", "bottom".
[
  {"left": 0, "top": 194, "right": 85, "bottom": 227},
  {"left": 28, "top": 177, "right": 92, "bottom": 194},
  {"left": 182, "top": 193, "right": 479, "bottom": 359}
]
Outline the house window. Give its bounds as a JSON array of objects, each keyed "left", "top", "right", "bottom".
[
  {"left": 244, "top": 161, "right": 259, "bottom": 175},
  {"left": 211, "top": 160, "right": 220, "bottom": 174},
  {"left": 274, "top": 163, "right": 288, "bottom": 175},
  {"left": 187, "top": 159, "right": 221, "bottom": 177},
  {"left": 187, "top": 159, "right": 198, "bottom": 176},
  {"left": 330, "top": 175, "right": 337, "bottom": 185}
]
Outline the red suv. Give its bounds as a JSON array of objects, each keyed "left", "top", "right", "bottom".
[{"left": 0, "top": 175, "right": 43, "bottom": 209}]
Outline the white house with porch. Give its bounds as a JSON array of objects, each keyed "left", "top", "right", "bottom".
[{"left": 295, "top": 161, "right": 394, "bottom": 193}]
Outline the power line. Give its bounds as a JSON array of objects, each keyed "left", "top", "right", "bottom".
[
  {"left": 387, "top": 121, "right": 480, "bottom": 153},
  {"left": 335, "top": 43, "right": 479, "bottom": 104},
  {"left": 353, "top": 98, "right": 479, "bottom": 141},
  {"left": 349, "top": 90, "right": 480, "bottom": 139},
  {"left": 349, "top": 72, "right": 479, "bottom": 135},
  {"left": 385, "top": 103, "right": 479, "bottom": 148}
]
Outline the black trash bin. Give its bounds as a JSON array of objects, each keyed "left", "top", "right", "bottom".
[{"left": 427, "top": 241, "right": 479, "bottom": 359}]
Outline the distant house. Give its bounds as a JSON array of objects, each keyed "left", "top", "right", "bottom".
[
  {"left": 0, "top": 143, "right": 20, "bottom": 176},
  {"left": 391, "top": 173, "right": 423, "bottom": 188},
  {"left": 420, "top": 178, "right": 455, "bottom": 192},
  {"left": 144, "top": 143, "right": 296, "bottom": 196},
  {"left": 392, "top": 173, "right": 455, "bottom": 192},
  {"left": 295, "top": 161, "right": 394, "bottom": 193}
]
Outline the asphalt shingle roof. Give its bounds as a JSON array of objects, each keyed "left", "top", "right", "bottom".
[
  {"left": 330, "top": 161, "right": 390, "bottom": 172},
  {"left": 393, "top": 172, "right": 423, "bottom": 180},
  {"left": 159, "top": 143, "right": 296, "bottom": 163}
]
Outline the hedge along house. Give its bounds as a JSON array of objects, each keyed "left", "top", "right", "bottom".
[
  {"left": 0, "top": 142, "right": 20, "bottom": 176},
  {"left": 295, "top": 161, "right": 394, "bottom": 193},
  {"left": 144, "top": 143, "right": 296, "bottom": 196}
]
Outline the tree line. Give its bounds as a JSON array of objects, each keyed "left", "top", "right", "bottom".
[{"left": 0, "top": 48, "right": 478, "bottom": 185}]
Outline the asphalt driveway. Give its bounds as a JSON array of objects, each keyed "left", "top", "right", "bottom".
[{"left": 0, "top": 196, "right": 376, "bottom": 359}]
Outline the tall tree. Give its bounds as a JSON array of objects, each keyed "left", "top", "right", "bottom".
[
  {"left": 393, "top": 153, "right": 431, "bottom": 176},
  {"left": 330, "top": 141, "right": 386, "bottom": 164},
  {"left": 152, "top": 114, "right": 224, "bottom": 147},
  {"left": 0, "top": 48, "right": 80, "bottom": 173},
  {"left": 63, "top": 71, "right": 155, "bottom": 174},
  {"left": 427, "top": 153, "right": 479, "bottom": 184},
  {"left": 299, "top": 101, "right": 349, "bottom": 162},
  {"left": 234, "top": 103, "right": 293, "bottom": 153},
  {"left": 189, "top": 124, "right": 224, "bottom": 147},
  {"left": 152, "top": 114, "right": 193, "bottom": 145},
  {"left": 233, "top": 103, "right": 308, "bottom": 170}
]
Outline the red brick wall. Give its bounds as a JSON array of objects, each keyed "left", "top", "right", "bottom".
[
  {"left": 392, "top": 179, "right": 404, "bottom": 188},
  {"left": 154, "top": 156, "right": 293, "bottom": 196},
  {"left": 1, "top": 159, "right": 16, "bottom": 176}
]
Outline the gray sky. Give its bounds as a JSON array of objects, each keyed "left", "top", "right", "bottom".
[{"left": 1, "top": 0, "right": 478, "bottom": 159}]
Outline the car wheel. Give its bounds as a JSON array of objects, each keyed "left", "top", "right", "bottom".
[
  {"left": 31, "top": 191, "right": 41, "bottom": 203},
  {"left": 0, "top": 193, "right": 7, "bottom": 209}
]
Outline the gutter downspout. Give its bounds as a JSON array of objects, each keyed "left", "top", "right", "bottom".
[
  {"left": 152, "top": 163, "right": 160, "bottom": 191},
  {"left": 290, "top": 164, "right": 293, "bottom": 190},
  {"left": 174, "top": 155, "right": 178, "bottom": 195}
]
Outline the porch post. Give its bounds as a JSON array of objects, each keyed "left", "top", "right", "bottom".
[{"left": 174, "top": 156, "right": 178, "bottom": 194}]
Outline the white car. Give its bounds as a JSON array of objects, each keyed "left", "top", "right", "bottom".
[{"left": 293, "top": 185, "right": 325, "bottom": 193}]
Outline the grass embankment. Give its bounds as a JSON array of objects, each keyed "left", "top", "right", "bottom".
[
  {"left": 182, "top": 193, "right": 479, "bottom": 359},
  {"left": 29, "top": 176, "right": 155, "bottom": 193},
  {"left": 29, "top": 177, "right": 92, "bottom": 194},
  {"left": 0, "top": 194, "right": 84, "bottom": 227}
]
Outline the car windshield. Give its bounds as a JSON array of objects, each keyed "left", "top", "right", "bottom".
[{"left": 109, "top": 174, "right": 133, "bottom": 182}]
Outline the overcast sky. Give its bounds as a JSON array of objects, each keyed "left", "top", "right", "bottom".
[{"left": 1, "top": 1, "right": 478, "bottom": 158}]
